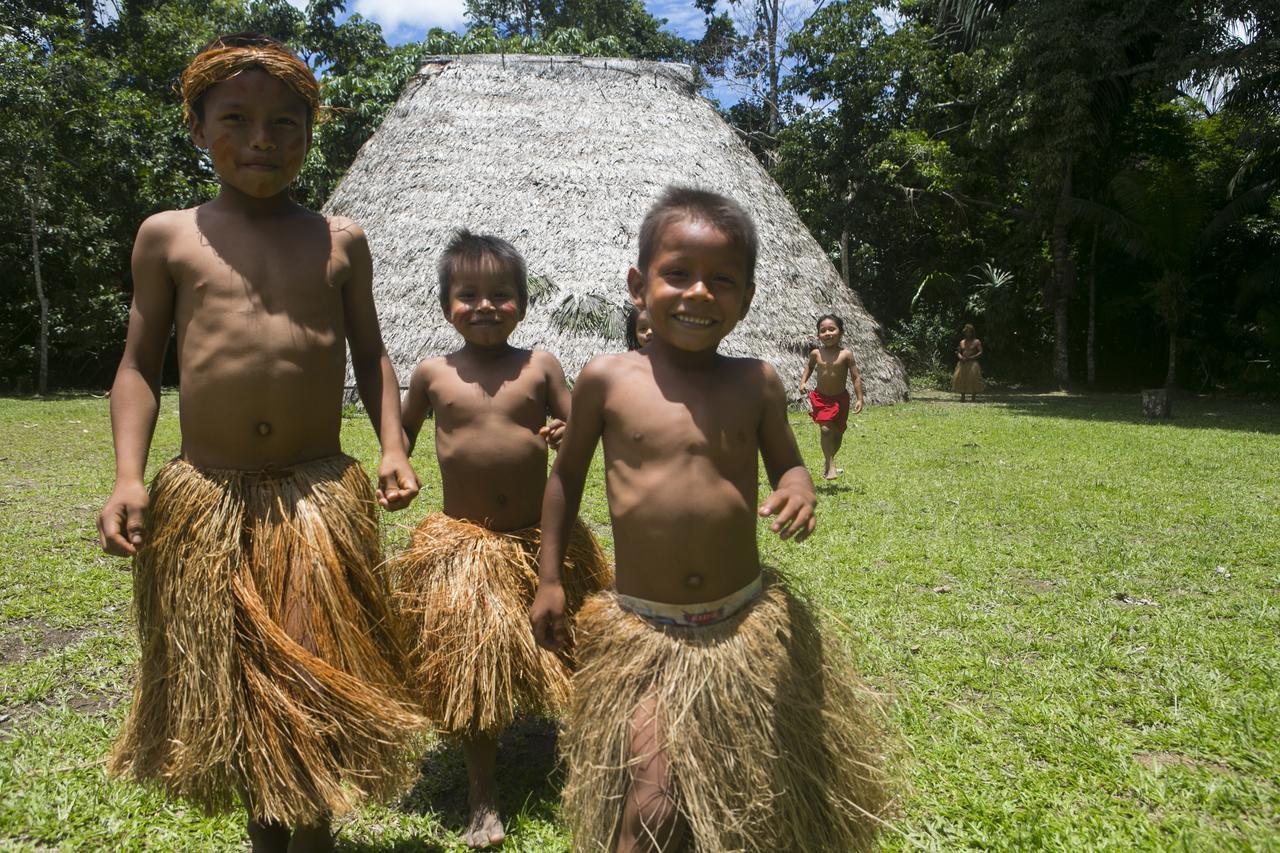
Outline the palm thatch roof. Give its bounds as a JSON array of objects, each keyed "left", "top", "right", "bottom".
[{"left": 325, "top": 54, "right": 908, "bottom": 404}]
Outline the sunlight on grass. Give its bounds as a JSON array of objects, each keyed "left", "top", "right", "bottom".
[{"left": 1, "top": 392, "right": 1277, "bottom": 848}]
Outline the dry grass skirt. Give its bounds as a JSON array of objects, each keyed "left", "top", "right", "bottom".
[
  {"left": 110, "top": 455, "right": 422, "bottom": 825},
  {"left": 952, "top": 360, "right": 985, "bottom": 394},
  {"left": 561, "top": 574, "right": 891, "bottom": 852},
  {"left": 392, "top": 513, "right": 612, "bottom": 738}
]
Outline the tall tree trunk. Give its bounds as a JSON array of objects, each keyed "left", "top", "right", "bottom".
[
  {"left": 1165, "top": 330, "right": 1177, "bottom": 389},
  {"left": 839, "top": 225, "right": 851, "bottom": 289},
  {"left": 1086, "top": 222, "right": 1098, "bottom": 387},
  {"left": 764, "top": 0, "right": 780, "bottom": 169},
  {"left": 28, "top": 190, "right": 49, "bottom": 396},
  {"left": 1049, "top": 157, "right": 1075, "bottom": 387}
]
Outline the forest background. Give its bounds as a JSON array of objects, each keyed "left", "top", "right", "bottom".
[{"left": 2, "top": 0, "right": 1277, "bottom": 395}]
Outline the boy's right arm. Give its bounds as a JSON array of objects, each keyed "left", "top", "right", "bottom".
[
  {"left": 530, "top": 358, "right": 608, "bottom": 651},
  {"left": 98, "top": 215, "right": 176, "bottom": 556},
  {"left": 400, "top": 362, "right": 433, "bottom": 456},
  {"left": 797, "top": 349, "right": 815, "bottom": 399}
]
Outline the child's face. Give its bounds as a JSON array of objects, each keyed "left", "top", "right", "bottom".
[
  {"left": 627, "top": 217, "right": 753, "bottom": 353},
  {"left": 447, "top": 263, "right": 524, "bottom": 348},
  {"left": 817, "top": 318, "right": 842, "bottom": 347},
  {"left": 191, "top": 69, "right": 311, "bottom": 199},
  {"left": 635, "top": 312, "right": 654, "bottom": 347}
]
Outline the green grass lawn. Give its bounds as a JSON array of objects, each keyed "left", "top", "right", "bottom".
[{"left": 2, "top": 391, "right": 1278, "bottom": 850}]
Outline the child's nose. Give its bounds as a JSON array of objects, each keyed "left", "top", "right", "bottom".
[
  {"left": 250, "top": 123, "right": 275, "bottom": 150},
  {"left": 685, "top": 278, "right": 712, "bottom": 300}
]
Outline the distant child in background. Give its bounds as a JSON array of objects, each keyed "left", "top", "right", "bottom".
[
  {"left": 798, "top": 313, "right": 864, "bottom": 480},
  {"left": 532, "top": 186, "right": 888, "bottom": 852},
  {"left": 99, "top": 34, "right": 421, "bottom": 853},
  {"left": 394, "top": 230, "right": 612, "bottom": 849},
  {"left": 953, "top": 323, "right": 984, "bottom": 401},
  {"left": 625, "top": 305, "right": 654, "bottom": 350}
]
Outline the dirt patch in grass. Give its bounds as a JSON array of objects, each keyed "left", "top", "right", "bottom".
[
  {"left": 1134, "top": 751, "right": 1235, "bottom": 776},
  {"left": 0, "top": 619, "right": 99, "bottom": 665}
]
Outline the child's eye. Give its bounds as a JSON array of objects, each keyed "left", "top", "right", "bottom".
[
  {"left": 275, "top": 116, "right": 299, "bottom": 126},
  {"left": 222, "top": 113, "right": 245, "bottom": 122}
]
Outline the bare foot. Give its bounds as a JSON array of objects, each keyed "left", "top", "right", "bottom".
[
  {"left": 288, "top": 820, "right": 333, "bottom": 853},
  {"left": 464, "top": 802, "right": 505, "bottom": 849},
  {"left": 247, "top": 819, "right": 290, "bottom": 853}
]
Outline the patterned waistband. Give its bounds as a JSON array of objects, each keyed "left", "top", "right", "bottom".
[{"left": 617, "top": 575, "right": 764, "bottom": 628}]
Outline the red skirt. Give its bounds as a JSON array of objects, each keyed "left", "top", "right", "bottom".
[{"left": 808, "top": 389, "right": 850, "bottom": 430}]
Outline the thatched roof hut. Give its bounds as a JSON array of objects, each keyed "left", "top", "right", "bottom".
[{"left": 326, "top": 54, "right": 908, "bottom": 403}]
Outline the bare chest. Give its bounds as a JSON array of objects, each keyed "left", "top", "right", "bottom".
[
  {"left": 607, "top": 384, "right": 758, "bottom": 468},
  {"left": 431, "top": 371, "right": 547, "bottom": 431},
  {"left": 169, "top": 225, "right": 348, "bottom": 323}
]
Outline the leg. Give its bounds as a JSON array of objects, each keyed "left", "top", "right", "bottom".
[
  {"left": 462, "top": 733, "right": 505, "bottom": 848},
  {"left": 616, "top": 695, "right": 686, "bottom": 853},
  {"left": 247, "top": 814, "right": 290, "bottom": 853},
  {"left": 288, "top": 818, "right": 333, "bottom": 853},
  {"left": 829, "top": 426, "right": 846, "bottom": 477},
  {"left": 819, "top": 425, "right": 839, "bottom": 480}
]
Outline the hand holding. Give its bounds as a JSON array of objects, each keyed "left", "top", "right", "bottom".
[
  {"left": 852, "top": 398, "right": 864, "bottom": 415},
  {"left": 529, "top": 580, "right": 568, "bottom": 651},
  {"left": 540, "top": 419, "right": 567, "bottom": 450},
  {"left": 98, "top": 480, "right": 150, "bottom": 557},
  {"left": 377, "top": 452, "right": 420, "bottom": 511},
  {"left": 758, "top": 484, "right": 817, "bottom": 543}
]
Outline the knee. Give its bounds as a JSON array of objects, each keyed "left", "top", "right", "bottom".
[
  {"left": 819, "top": 424, "right": 832, "bottom": 435},
  {"left": 621, "top": 784, "right": 682, "bottom": 852}
]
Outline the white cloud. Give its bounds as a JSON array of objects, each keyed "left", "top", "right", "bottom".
[{"left": 350, "top": 0, "right": 468, "bottom": 37}]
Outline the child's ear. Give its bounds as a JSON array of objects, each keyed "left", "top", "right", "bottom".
[
  {"left": 189, "top": 117, "right": 207, "bottom": 150},
  {"left": 740, "top": 281, "right": 756, "bottom": 316},
  {"left": 626, "top": 266, "right": 646, "bottom": 309}
]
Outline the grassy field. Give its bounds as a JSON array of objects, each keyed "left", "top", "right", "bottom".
[{"left": 1, "top": 390, "right": 1278, "bottom": 851}]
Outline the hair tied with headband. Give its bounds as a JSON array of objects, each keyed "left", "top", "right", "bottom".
[{"left": 180, "top": 33, "right": 326, "bottom": 128}]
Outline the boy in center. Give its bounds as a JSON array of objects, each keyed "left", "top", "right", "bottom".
[
  {"left": 394, "top": 230, "right": 611, "bottom": 849},
  {"left": 532, "top": 187, "right": 889, "bottom": 851}
]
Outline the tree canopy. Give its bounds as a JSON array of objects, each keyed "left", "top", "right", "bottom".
[{"left": 1, "top": 0, "right": 1276, "bottom": 393}]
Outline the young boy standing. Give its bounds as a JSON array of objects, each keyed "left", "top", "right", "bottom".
[
  {"left": 394, "top": 230, "right": 611, "bottom": 849},
  {"left": 97, "top": 35, "right": 422, "bottom": 853},
  {"left": 799, "top": 313, "right": 865, "bottom": 480},
  {"left": 531, "top": 187, "right": 889, "bottom": 852}
]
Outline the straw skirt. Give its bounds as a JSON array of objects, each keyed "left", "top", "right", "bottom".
[
  {"left": 561, "top": 573, "right": 890, "bottom": 852},
  {"left": 392, "top": 512, "right": 612, "bottom": 737},
  {"left": 110, "top": 455, "right": 422, "bottom": 825},
  {"left": 952, "top": 360, "right": 985, "bottom": 394}
]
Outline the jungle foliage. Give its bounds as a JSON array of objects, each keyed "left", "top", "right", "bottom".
[{"left": 1, "top": 0, "right": 1276, "bottom": 392}]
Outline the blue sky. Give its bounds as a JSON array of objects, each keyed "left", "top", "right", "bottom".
[{"left": 284, "top": 0, "right": 714, "bottom": 45}]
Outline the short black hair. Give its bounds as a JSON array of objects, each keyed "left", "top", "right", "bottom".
[
  {"left": 625, "top": 305, "right": 651, "bottom": 351},
  {"left": 817, "top": 313, "right": 844, "bottom": 332},
  {"left": 636, "top": 186, "right": 759, "bottom": 288},
  {"left": 437, "top": 229, "right": 528, "bottom": 315}
]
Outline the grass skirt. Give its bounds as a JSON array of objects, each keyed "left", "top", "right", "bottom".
[
  {"left": 110, "top": 455, "right": 422, "bottom": 825},
  {"left": 952, "top": 360, "right": 985, "bottom": 394},
  {"left": 392, "top": 513, "right": 612, "bottom": 738},
  {"left": 561, "top": 573, "right": 890, "bottom": 852}
]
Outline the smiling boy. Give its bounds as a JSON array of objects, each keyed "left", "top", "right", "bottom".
[
  {"left": 98, "top": 34, "right": 421, "bottom": 853},
  {"left": 531, "top": 187, "right": 889, "bottom": 851},
  {"left": 393, "top": 230, "right": 610, "bottom": 849}
]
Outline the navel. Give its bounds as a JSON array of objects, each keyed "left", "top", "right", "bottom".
[
  {"left": 256, "top": 421, "right": 272, "bottom": 437},
  {"left": 685, "top": 573, "right": 703, "bottom": 589}
]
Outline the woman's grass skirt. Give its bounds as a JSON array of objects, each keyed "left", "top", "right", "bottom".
[
  {"left": 561, "top": 573, "right": 891, "bottom": 852},
  {"left": 109, "top": 455, "right": 422, "bottom": 825},
  {"left": 392, "top": 513, "right": 612, "bottom": 738},
  {"left": 952, "top": 360, "right": 985, "bottom": 394}
]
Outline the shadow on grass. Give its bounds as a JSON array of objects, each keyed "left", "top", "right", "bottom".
[
  {"left": 396, "top": 715, "right": 563, "bottom": 840},
  {"left": 917, "top": 389, "right": 1280, "bottom": 434},
  {"left": 816, "top": 481, "right": 854, "bottom": 496}
]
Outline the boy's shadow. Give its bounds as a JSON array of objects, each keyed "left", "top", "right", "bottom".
[
  {"left": 815, "top": 481, "right": 852, "bottom": 496},
  {"left": 400, "top": 715, "right": 564, "bottom": 838}
]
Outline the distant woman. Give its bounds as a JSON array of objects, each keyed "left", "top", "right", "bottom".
[{"left": 953, "top": 323, "right": 985, "bottom": 401}]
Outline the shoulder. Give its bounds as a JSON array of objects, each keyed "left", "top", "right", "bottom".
[
  {"left": 840, "top": 347, "right": 856, "bottom": 361},
  {"left": 530, "top": 348, "right": 565, "bottom": 371},
  {"left": 325, "top": 214, "right": 368, "bottom": 248},
  {"left": 412, "top": 356, "right": 448, "bottom": 381},
  {"left": 723, "top": 355, "right": 783, "bottom": 387},
  {"left": 576, "top": 353, "right": 631, "bottom": 389},
  {"left": 135, "top": 208, "right": 191, "bottom": 243}
]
